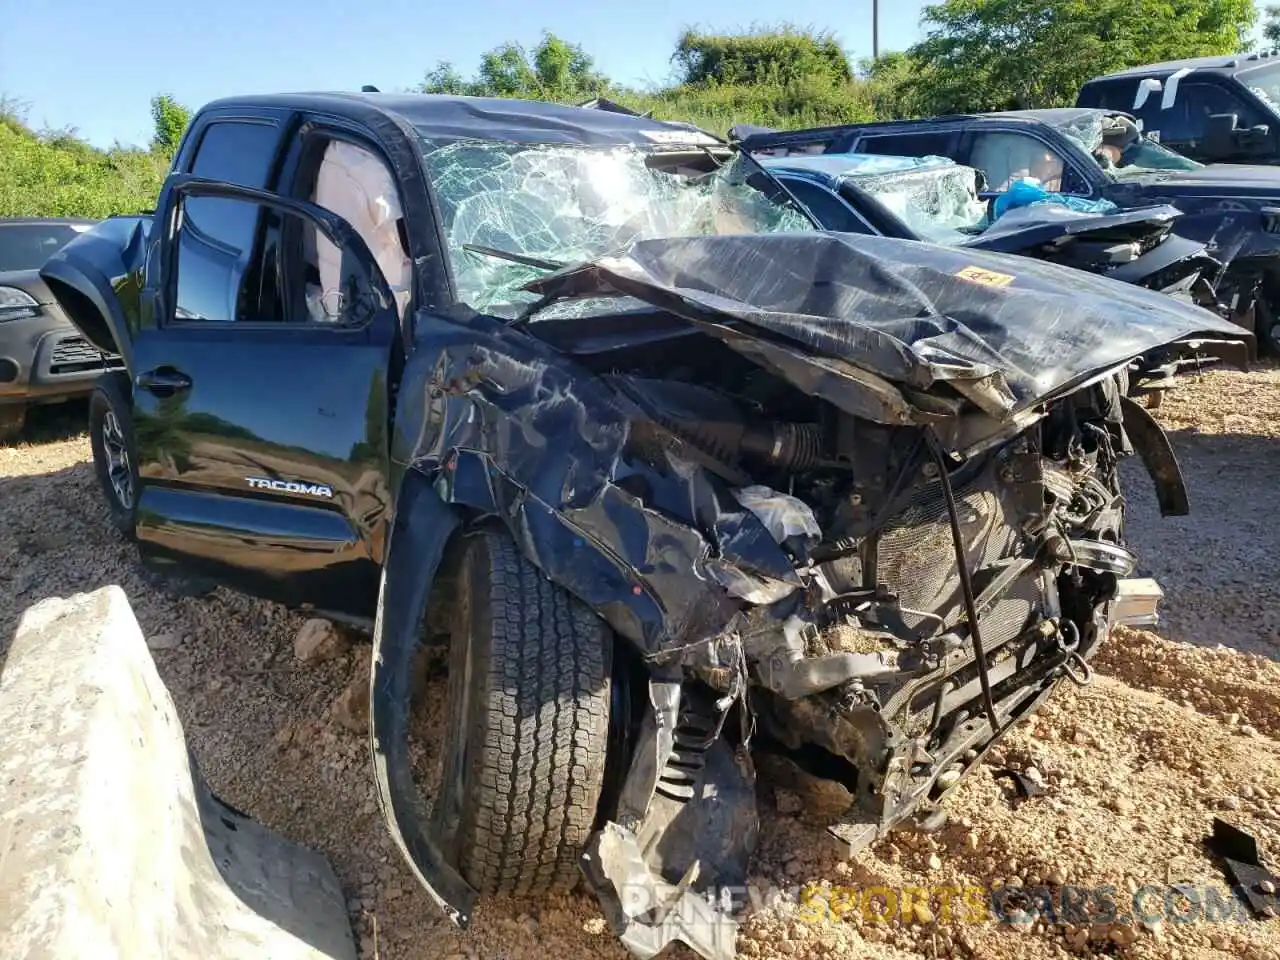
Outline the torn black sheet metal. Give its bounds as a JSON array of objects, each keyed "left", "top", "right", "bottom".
[
  {"left": 1119, "top": 395, "right": 1190, "bottom": 517},
  {"left": 394, "top": 309, "right": 797, "bottom": 658},
  {"left": 524, "top": 233, "right": 1247, "bottom": 421},
  {"left": 391, "top": 232, "right": 1233, "bottom": 658},
  {"left": 1207, "top": 818, "right": 1280, "bottom": 918},
  {"left": 1108, "top": 180, "right": 1280, "bottom": 266}
]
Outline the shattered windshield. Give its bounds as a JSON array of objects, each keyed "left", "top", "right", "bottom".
[
  {"left": 1048, "top": 111, "right": 1202, "bottom": 178},
  {"left": 847, "top": 160, "right": 988, "bottom": 244},
  {"left": 420, "top": 140, "right": 816, "bottom": 315}
]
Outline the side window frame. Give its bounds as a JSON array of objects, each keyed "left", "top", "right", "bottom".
[
  {"left": 274, "top": 112, "right": 452, "bottom": 339},
  {"left": 850, "top": 128, "right": 962, "bottom": 162},
  {"left": 773, "top": 175, "right": 879, "bottom": 235},
  {"left": 180, "top": 116, "right": 286, "bottom": 186},
  {"left": 1082, "top": 78, "right": 1139, "bottom": 112},
  {"left": 146, "top": 114, "right": 288, "bottom": 315},
  {"left": 958, "top": 127, "right": 1096, "bottom": 198},
  {"left": 159, "top": 176, "right": 394, "bottom": 333},
  {"left": 1177, "top": 80, "right": 1267, "bottom": 134}
]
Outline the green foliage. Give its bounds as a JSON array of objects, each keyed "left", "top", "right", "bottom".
[
  {"left": 619, "top": 76, "right": 876, "bottom": 133},
  {"left": 8, "top": 11, "right": 1274, "bottom": 222},
  {"left": 150, "top": 94, "right": 191, "bottom": 155},
  {"left": 672, "top": 25, "right": 852, "bottom": 87},
  {"left": 0, "top": 101, "right": 167, "bottom": 219},
  {"left": 861, "top": 52, "right": 938, "bottom": 120},
  {"left": 640, "top": 26, "right": 870, "bottom": 132},
  {"left": 894, "top": 0, "right": 1258, "bottom": 114},
  {"left": 1266, "top": 5, "right": 1280, "bottom": 47},
  {"left": 420, "top": 32, "right": 609, "bottom": 101},
  {"left": 419, "top": 27, "right": 871, "bottom": 135}
]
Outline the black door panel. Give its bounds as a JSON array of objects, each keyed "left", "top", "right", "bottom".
[
  {"left": 133, "top": 181, "right": 396, "bottom": 617},
  {"left": 136, "top": 485, "right": 379, "bottom": 611}
]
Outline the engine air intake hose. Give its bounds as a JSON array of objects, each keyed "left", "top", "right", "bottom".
[
  {"left": 644, "top": 412, "right": 823, "bottom": 472},
  {"left": 738, "top": 420, "right": 824, "bottom": 470}
]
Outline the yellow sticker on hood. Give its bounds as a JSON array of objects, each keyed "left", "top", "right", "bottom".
[{"left": 955, "top": 266, "right": 1016, "bottom": 287}]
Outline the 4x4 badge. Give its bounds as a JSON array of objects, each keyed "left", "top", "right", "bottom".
[{"left": 245, "top": 477, "right": 334, "bottom": 498}]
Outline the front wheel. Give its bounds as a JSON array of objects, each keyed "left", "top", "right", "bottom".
[
  {"left": 431, "top": 528, "right": 612, "bottom": 896},
  {"left": 89, "top": 372, "right": 138, "bottom": 540}
]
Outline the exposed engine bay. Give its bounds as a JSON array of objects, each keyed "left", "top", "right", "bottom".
[
  {"left": 382, "top": 230, "right": 1245, "bottom": 960},
  {"left": 560, "top": 319, "right": 1154, "bottom": 960}
]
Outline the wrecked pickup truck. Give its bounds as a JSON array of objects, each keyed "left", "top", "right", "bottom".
[
  {"left": 738, "top": 108, "right": 1280, "bottom": 355},
  {"left": 39, "top": 93, "right": 1247, "bottom": 960}
]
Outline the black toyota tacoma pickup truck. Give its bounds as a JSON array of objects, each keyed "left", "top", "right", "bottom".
[{"left": 40, "top": 92, "right": 1244, "bottom": 960}]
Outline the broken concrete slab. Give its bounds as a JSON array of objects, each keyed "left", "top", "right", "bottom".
[{"left": 0, "top": 586, "right": 356, "bottom": 960}]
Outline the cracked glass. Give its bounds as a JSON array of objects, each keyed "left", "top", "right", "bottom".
[
  {"left": 851, "top": 160, "right": 989, "bottom": 243},
  {"left": 419, "top": 140, "right": 815, "bottom": 315}
]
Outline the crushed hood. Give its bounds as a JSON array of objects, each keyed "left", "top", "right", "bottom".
[{"left": 526, "top": 233, "right": 1242, "bottom": 446}]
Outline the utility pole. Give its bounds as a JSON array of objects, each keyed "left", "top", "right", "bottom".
[{"left": 872, "top": 0, "right": 880, "bottom": 60}]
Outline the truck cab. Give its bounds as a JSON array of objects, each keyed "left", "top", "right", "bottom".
[{"left": 1078, "top": 52, "right": 1280, "bottom": 165}]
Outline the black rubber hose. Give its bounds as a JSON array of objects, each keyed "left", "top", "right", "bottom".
[{"left": 925, "top": 430, "right": 1000, "bottom": 734}]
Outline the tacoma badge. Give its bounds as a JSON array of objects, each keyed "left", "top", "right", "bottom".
[{"left": 245, "top": 477, "right": 334, "bottom": 498}]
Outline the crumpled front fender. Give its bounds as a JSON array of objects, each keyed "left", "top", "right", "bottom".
[
  {"left": 367, "top": 470, "right": 476, "bottom": 926},
  {"left": 39, "top": 215, "right": 151, "bottom": 371}
]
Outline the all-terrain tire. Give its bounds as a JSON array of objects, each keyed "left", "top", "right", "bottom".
[
  {"left": 434, "top": 528, "right": 612, "bottom": 896},
  {"left": 89, "top": 371, "right": 138, "bottom": 540}
]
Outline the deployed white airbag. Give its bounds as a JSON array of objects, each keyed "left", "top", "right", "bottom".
[{"left": 312, "top": 140, "right": 412, "bottom": 319}]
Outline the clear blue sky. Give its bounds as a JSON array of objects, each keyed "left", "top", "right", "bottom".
[{"left": 2, "top": 0, "right": 927, "bottom": 149}]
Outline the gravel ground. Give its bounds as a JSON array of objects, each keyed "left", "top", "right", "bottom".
[{"left": 2, "top": 366, "right": 1280, "bottom": 960}]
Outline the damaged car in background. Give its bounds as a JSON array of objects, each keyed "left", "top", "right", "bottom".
[
  {"left": 753, "top": 151, "right": 1249, "bottom": 401},
  {"left": 738, "top": 107, "right": 1280, "bottom": 355},
  {"left": 36, "top": 93, "right": 1248, "bottom": 960}
]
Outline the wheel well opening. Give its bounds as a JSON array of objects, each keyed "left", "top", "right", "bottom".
[{"left": 43, "top": 276, "right": 119, "bottom": 357}]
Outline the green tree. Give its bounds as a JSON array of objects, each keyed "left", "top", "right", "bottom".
[
  {"left": 672, "top": 26, "right": 852, "bottom": 87},
  {"left": 420, "top": 33, "right": 608, "bottom": 102},
  {"left": 0, "top": 101, "right": 166, "bottom": 218},
  {"left": 895, "top": 0, "right": 1257, "bottom": 115},
  {"left": 1265, "top": 5, "right": 1280, "bottom": 47},
  {"left": 421, "top": 62, "right": 471, "bottom": 96},
  {"left": 150, "top": 94, "right": 191, "bottom": 155},
  {"left": 631, "top": 27, "right": 873, "bottom": 133}
]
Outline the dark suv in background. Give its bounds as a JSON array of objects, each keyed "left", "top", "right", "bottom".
[
  {"left": 1078, "top": 52, "right": 1280, "bottom": 165},
  {"left": 0, "top": 217, "right": 123, "bottom": 440}
]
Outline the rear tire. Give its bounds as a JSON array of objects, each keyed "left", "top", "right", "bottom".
[
  {"left": 433, "top": 528, "right": 612, "bottom": 896},
  {"left": 89, "top": 372, "right": 138, "bottom": 540},
  {"left": 0, "top": 403, "right": 26, "bottom": 444}
]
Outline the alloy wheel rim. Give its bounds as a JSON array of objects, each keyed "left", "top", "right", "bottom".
[{"left": 102, "top": 410, "right": 133, "bottom": 510}]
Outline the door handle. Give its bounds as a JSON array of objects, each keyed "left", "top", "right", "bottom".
[{"left": 136, "top": 368, "right": 192, "bottom": 396}]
